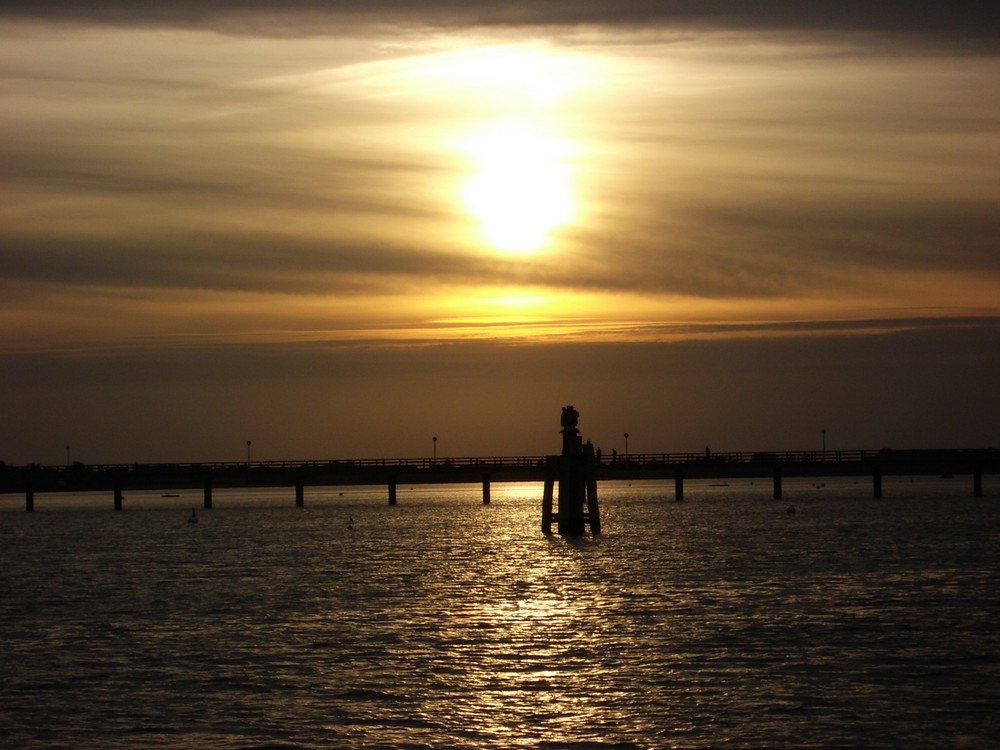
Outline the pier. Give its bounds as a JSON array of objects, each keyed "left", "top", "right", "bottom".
[{"left": 3, "top": 446, "right": 996, "bottom": 513}]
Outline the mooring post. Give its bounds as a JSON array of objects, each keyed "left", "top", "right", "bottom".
[
  {"left": 295, "top": 477, "right": 305, "bottom": 507},
  {"left": 25, "top": 484, "right": 34, "bottom": 513},
  {"left": 482, "top": 473, "right": 491, "bottom": 505},
  {"left": 584, "top": 443, "right": 601, "bottom": 533},
  {"left": 388, "top": 476, "right": 397, "bottom": 505},
  {"left": 674, "top": 465, "right": 684, "bottom": 502},
  {"left": 773, "top": 465, "right": 783, "bottom": 500},
  {"left": 541, "top": 458, "right": 556, "bottom": 534},
  {"left": 203, "top": 476, "right": 213, "bottom": 509},
  {"left": 873, "top": 466, "right": 883, "bottom": 498},
  {"left": 557, "top": 452, "right": 584, "bottom": 535},
  {"left": 973, "top": 467, "right": 983, "bottom": 497},
  {"left": 551, "top": 405, "right": 599, "bottom": 535},
  {"left": 113, "top": 480, "right": 123, "bottom": 511}
]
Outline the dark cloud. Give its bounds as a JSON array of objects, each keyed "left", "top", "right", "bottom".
[{"left": 1, "top": 1, "right": 997, "bottom": 47}]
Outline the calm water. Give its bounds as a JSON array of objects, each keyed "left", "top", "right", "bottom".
[{"left": 1, "top": 477, "right": 998, "bottom": 749}]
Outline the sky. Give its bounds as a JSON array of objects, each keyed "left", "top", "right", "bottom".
[{"left": 2, "top": 1, "right": 999, "bottom": 465}]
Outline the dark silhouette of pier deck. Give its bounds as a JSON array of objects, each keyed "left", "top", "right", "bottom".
[{"left": 4, "top": 447, "right": 997, "bottom": 512}]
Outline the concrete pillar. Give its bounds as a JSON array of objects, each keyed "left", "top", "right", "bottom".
[
  {"left": 674, "top": 465, "right": 684, "bottom": 502},
  {"left": 295, "top": 477, "right": 305, "bottom": 507},
  {"left": 26, "top": 484, "right": 34, "bottom": 512},
  {"left": 388, "top": 476, "right": 397, "bottom": 505},
  {"left": 973, "top": 467, "right": 983, "bottom": 497},
  {"left": 773, "top": 465, "right": 783, "bottom": 500},
  {"left": 482, "top": 473, "right": 491, "bottom": 505},
  {"left": 203, "top": 476, "right": 213, "bottom": 509},
  {"left": 113, "top": 481, "right": 123, "bottom": 511},
  {"left": 873, "top": 466, "right": 883, "bottom": 498}
]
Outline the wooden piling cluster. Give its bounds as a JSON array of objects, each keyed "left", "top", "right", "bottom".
[{"left": 541, "top": 406, "right": 601, "bottom": 536}]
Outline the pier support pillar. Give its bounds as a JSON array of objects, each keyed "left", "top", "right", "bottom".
[
  {"left": 113, "top": 481, "right": 123, "bottom": 511},
  {"left": 388, "top": 476, "right": 397, "bottom": 505},
  {"left": 482, "top": 474, "right": 491, "bottom": 505},
  {"left": 973, "top": 467, "right": 983, "bottom": 497},
  {"left": 674, "top": 465, "right": 684, "bottom": 502},
  {"left": 26, "top": 484, "right": 34, "bottom": 512},
  {"left": 295, "top": 477, "right": 305, "bottom": 507},
  {"left": 773, "top": 465, "right": 783, "bottom": 500},
  {"left": 873, "top": 466, "right": 883, "bottom": 498},
  {"left": 203, "top": 477, "right": 213, "bottom": 509}
]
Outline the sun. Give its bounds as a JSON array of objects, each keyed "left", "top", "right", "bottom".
[{"left": 461, "top": 122, "right": 575, "bottom": 254}]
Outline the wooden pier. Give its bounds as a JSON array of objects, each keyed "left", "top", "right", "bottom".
[{"left": 3, "top": 446, "right": 996, "bottom": 514}]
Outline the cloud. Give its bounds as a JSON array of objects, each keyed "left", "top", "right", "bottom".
[{"left": 1, "top": 1, "right": 997, "bottom": 48}]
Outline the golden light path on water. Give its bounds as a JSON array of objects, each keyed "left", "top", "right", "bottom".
[{"left": 3, "top": 480, "right": 999, "bottom": 747}]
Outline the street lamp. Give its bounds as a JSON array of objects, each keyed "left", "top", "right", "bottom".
[
  {"left": 821, "top": 428, "right": 827, "bottom": 453},
  {"left": 624, "top": 432, "right": 629, "bottom": 458},
  {"left": 432, "top": 436, "right": 437, "bottom": 463},
  {"left": 246, "top": 440, "right": 252, "bottom": 464},
  {"left": 65, "top": 444, "right": 70, "bottom": 465}
]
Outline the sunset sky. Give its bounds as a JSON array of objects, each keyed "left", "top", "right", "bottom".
[{"left": 2, "top": 2, "right": 999, "bottom": 465}]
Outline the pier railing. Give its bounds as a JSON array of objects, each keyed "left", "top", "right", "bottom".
[
  {"left": 15, "top": 447, "right": 1000, "bottom": 472},
  {"left": 3, "top": 447, "right": 997, "bottom": 494}
]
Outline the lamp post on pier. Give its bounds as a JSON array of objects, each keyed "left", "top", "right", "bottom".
[
  {"left": 246, "top": 440, "right": 252, "bottom": 465},
  {"left": 821, "top": 428, "right": 827, "bottom": 453},
  {"left": 624, "top": 432, "right": 629, "bottom": 458},
  {"left": 432, "top": 436, "right": 437, "bottom": 463},
  {"left": 65, "top": 445, "right": 70, "bottom": 465}
]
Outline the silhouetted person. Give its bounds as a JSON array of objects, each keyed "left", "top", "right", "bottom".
[{"left": 188, "top": 507, "right": 198, "bottom": 524}]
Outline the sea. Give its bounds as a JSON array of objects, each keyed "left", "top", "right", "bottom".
[{"left": 1, "top": 476, "right": 997, "bottom": 749}]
